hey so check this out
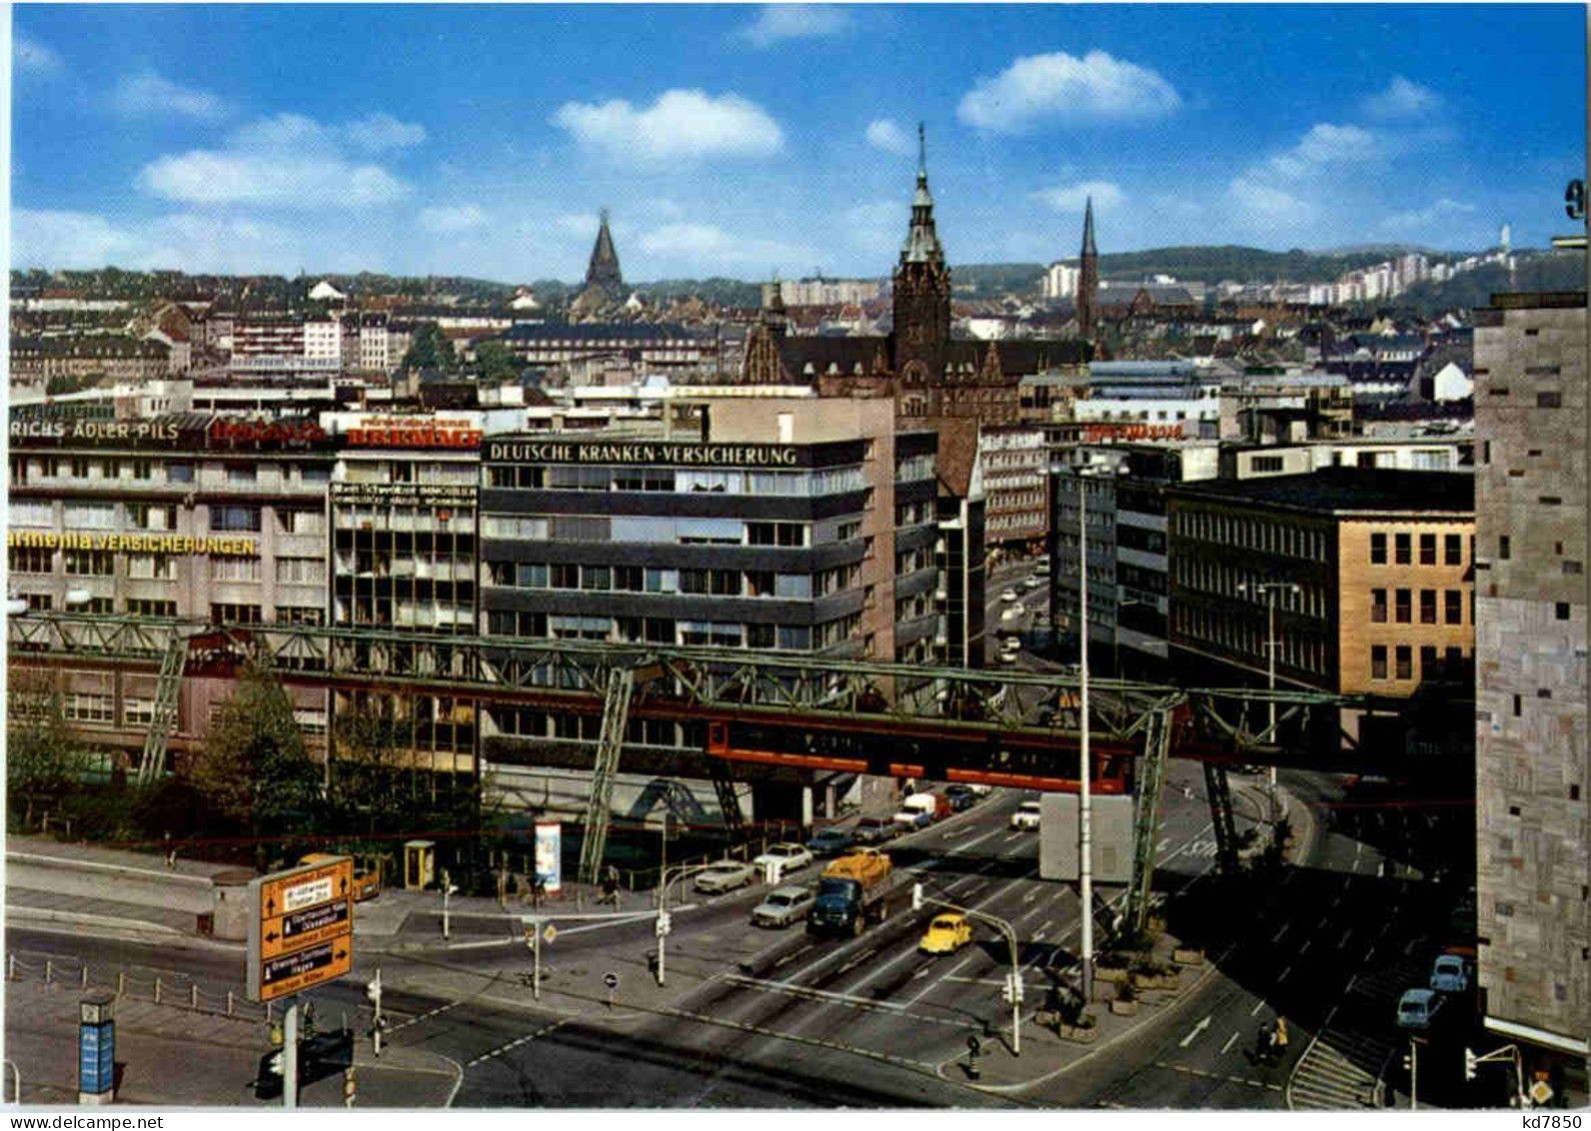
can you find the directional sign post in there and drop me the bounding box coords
[247,856,356,1004]
[603,970,618,1009]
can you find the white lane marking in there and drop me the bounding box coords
[1299,939,1312,955]
[1339,928,1354,948]
[1403,938,1416,956]
[1317,916,1329,930]
[1364,945,1376,963]
[1023,890,1039,904]
[1355,840,1363,859]
[1278,964,1292,983]
[1352,858,1362,873]
[1178,1015,1213,1048]
[1222,1031,1240,1055]
[1002,833,1024,844]
[1158,839,1171,852]
[1250,999,1267,1017]
[1345,974,1357,994]
[1272,922,1290,944]
[466,1018,571,1067]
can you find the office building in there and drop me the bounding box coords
[1472,289,1590,1074]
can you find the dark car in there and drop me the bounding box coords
[944,785,977,812]
[806,828,854,857]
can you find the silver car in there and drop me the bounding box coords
[694,860,756,894]
[750,885,815,928]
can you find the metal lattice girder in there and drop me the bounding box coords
[136,632,190,785]
[710,763,745,837]
[1125,707,1174,932]
[9,614,1471,773]
[577,667,636,886]
[1203,761,1241,876]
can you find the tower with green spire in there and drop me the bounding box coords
[891,123,952,387]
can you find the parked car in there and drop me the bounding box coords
[1429,954,1470,994]
[944,785,978,812]
[694,860,756,894]
[806,828,855,857]
[1396,988,1443,1030]
[750,885,815,928]
[1010,800,1042,831]
[752,842,814,877]
[1000,588,1019,603]
[919,913,974,955]
[1023,574,1043,590]
[852,817,901,844]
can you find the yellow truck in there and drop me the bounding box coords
[300,853,382,902]
[809,849,893,936]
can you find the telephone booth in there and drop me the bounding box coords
[404,840,436,891]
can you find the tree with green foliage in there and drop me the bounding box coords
[6,669,94,830]
[401,322,456,372]
[472,340,521,383]
[182,658,323,865]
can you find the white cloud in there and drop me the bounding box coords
[1030,180,1124,212]
[739,5,852,47]
[1267,123,1380,178]
[113,71,228,122]
[1228,177,1311,221]
[865,119,914,157]
[1362,76,1443,121]
[136,112,411,208]
[138,151,407,207]
[1379,197,1476,232]
[419,204,488,233]
[636,222,810,269]
[343,113,427,153]
[551,89,784,163]
[957,50,1180,133]
[14,33,63,76]
[10,207,296,272]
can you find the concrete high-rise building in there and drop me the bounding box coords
[1473,288,1590,1082]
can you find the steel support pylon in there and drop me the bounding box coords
[136,632,188,785]
[1203,761,1241,876]
[577,667,636,886]
[1125,707,1173,932]
[710,764,745,837]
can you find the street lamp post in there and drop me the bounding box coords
[655,863,718,987]
[1237,580,1301,811]
[913,886,1023,1055]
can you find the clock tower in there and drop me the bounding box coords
[891,124,952,389]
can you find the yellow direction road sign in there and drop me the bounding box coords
[543,923,557,944]
[247,856,355,1002]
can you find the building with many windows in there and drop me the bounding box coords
[6,412,337,763]
[474,397,940,821]
[1166,468,1474,713]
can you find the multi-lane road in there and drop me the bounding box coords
[5,760,1472,1109]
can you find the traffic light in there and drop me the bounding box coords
[1464,1048,1478,1082]
[1403,1049,1413,1073]
[912,883,924,911]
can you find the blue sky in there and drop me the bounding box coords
[10,4,1586,282]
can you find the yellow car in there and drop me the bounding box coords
[919,913,974,955]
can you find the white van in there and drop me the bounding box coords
[893,793,939,828]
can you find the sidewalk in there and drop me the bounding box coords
[3,975,458,1108]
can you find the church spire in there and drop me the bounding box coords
[584,207,623,298]
[901,121,944,266]
[1077,195,1099,341]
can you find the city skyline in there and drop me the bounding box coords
[10,4,1587,281]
